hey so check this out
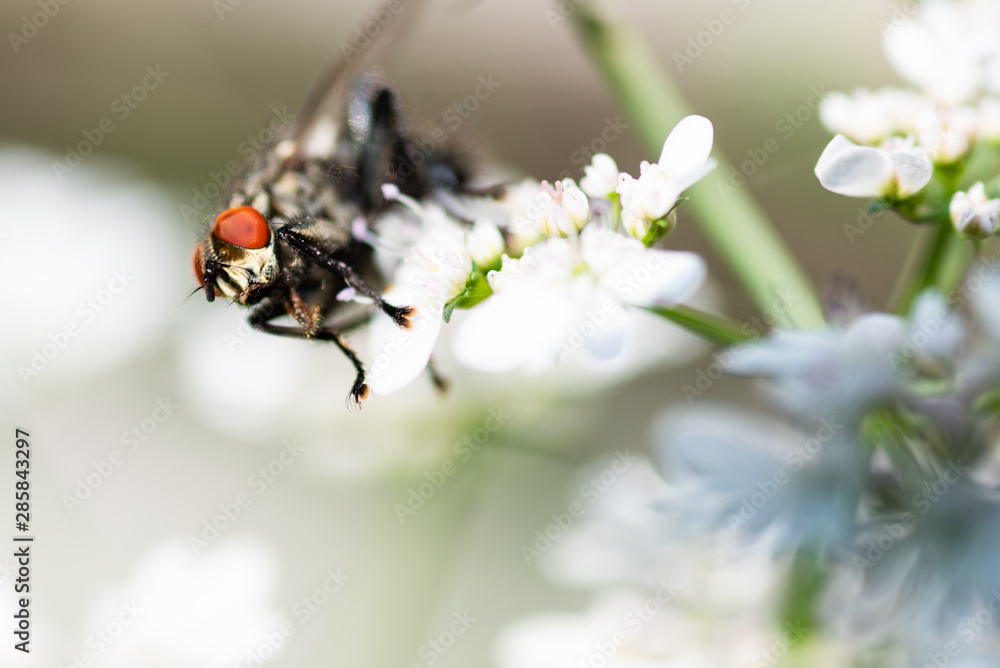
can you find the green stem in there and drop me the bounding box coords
[778,546,828,648]
[900,221,970,312]
[570,6,825,330]
[647,304,750,346]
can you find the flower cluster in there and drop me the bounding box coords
[658,264,1000,655]
[364,116,716,395]
[815,0,1000,238]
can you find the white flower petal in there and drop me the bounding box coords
[366,285,443,395]
[452,284,578,373]
[580,153,620,199]
[658,115,714,178]
[883,3,981,104]
[815,135,894,197]
[888,148,934,197]
[603,250,706,308]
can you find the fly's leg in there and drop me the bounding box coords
[275,226,415,330]
[249,301,373,407]
[426,357,449,396]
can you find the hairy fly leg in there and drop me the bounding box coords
[276,224,415,329]
[249,300,374,406]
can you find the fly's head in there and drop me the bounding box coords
[193,206,281,305]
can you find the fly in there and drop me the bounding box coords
[192,0,472,407]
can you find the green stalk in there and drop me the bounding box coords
[647,304,750,346]
[900,221,970,312]
[570,6,825,330]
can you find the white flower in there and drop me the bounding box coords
[657,406,865,550]
[616,115,716,235]
[815,134,933,199]
[951,182,1000,238]
[465,218,505,268]
[976,97,1000,141]
[86,539,284,667]
[918,105,978,164]
[882,0,991,105]
[579,153,620,199]
[366,225,472,395]
[835,481,1000,641]
[452,225,705,373]
[819,88,932,146]
[621,209,656,240]
[503,178,590,240]
[727,313,906,421]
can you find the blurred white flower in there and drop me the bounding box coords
[918,105,978,163]
[466,218,505,268]
[951,182,1000,238]
[580,153,621,200]
[834,481,1000,643]
[452,225,705,373]
[0,148,188,401]
[904,290,968,364]
[494,585,810,668]
[657,406,864,550]
[815,134,933,199]
[882,0,996,105]
[616,115,716,237]
[87,538,285,668]
[819,88,932,146]
[366,212,472,395]
[726,313,906,421]
[539,457,782,613]
[503,178,590,240]
[977,97,1000,141]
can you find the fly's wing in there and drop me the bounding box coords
[277,0,432,164]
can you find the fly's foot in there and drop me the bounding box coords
[389,305,416,330]
[349,381,371,408]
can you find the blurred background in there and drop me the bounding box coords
[0,0,920,666]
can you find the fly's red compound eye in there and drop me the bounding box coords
[213,206,271,249]
[193,243,206,286]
